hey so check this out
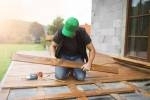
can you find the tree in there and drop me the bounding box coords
[29,22,45,43]
[47,17,64,35]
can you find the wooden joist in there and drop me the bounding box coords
[15,85,135,100]
[12,54,119,74]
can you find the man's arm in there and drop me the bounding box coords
[81,42,96,71]
[50,41,58,58]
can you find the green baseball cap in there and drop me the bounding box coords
[62,17,79,38]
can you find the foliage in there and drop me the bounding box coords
[0,20,46,43]
[47,17,64,35]
[40,36,46,48]
[29,22,45,43]
[0,19,31,43]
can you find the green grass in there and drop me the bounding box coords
[0,44,45,80]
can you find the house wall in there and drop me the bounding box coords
[91,0,128,56]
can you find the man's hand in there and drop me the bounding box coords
[51,55,56,59]
[50,41,59,61]
[81,42,95,71]
[81,63,92,71]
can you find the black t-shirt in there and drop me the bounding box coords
[53,28,91,56]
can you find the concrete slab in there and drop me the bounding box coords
[43,86,70,94]
[8,88,37,100]
[88,95,115,100]
[77,84,99,91]
[120,93,150,100]
[130,80,150,92]
[96,82,128,89]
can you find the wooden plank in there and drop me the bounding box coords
[2,52,150,99]
[112,56,150,69]
[77,97,88,100]
[3,57,150,89]
[0,89,10,100]
[12,54,119,74]
[118,62,150,74]
[3,71,150,89]
[68,84,86,97]
[123,81,150,96]
[0,62,14,91]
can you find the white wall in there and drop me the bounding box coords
[91,0,127,56]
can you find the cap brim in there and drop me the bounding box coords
[62,27,75,38]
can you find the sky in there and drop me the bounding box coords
[0,0,92,25]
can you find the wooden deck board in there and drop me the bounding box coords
[112,55,150,68]
[1,51,150,99]
[0,89,9,100]
[2,60,150,89]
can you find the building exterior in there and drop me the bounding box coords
[91,0,150,62]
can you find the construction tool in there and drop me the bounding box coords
[26,72,43,80]
[26,73,38,80]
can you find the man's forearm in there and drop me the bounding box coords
[87,43,96,65]
[88,48,95,64]
[50,42,57,58]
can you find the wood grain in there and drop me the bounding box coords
[112,56,150,69]
[12,54,119,74]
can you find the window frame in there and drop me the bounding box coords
[125,0,150,62]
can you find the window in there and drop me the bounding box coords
[126,0,150,61]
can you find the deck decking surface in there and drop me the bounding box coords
[0,51,150,100]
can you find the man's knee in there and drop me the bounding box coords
[74,74,85,81]
[55,67,68,80]
[73,68,86,81]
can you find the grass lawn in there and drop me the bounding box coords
[0,44,45,80]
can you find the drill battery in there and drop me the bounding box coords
[26,73,38,80]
